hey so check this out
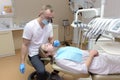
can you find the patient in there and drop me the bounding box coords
[40,43,120,75]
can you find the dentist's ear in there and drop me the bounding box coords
[38,11,44,17]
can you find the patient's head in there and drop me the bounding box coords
[39,43,56,57]
[41,43,55,52]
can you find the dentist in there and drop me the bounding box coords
[19,5,56,80]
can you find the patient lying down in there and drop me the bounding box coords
[40,43,120,75]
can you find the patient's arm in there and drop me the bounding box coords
[85,50,98,69]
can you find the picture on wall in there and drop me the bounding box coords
[0,0,14,16]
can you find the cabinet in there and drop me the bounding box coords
[12,30,23,50]
[0,30,15,57]
[0,0,15,57]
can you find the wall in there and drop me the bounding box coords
[94,0,120,18]
[8,0,120,43]
[104,0,120,18]
[13,0,74,41]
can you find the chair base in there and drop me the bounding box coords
[28,71,37,80]
[28,70,63,80]
[91,74,120,80]
[48,71,63,80]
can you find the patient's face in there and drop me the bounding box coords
[41,43,55,52]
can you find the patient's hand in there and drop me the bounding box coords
[85,50,99,68]
[89,50,99,57]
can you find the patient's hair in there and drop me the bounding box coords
[39,46,48,58]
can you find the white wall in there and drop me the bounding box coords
[104,0,120,18]
[95,0,120,18]
[13,0,73,25]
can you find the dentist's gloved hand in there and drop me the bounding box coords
[53,40,60,47]
[19,63,25,74]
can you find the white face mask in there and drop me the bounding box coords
[42,19,49,25]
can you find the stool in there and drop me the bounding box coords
[26,57,50,80]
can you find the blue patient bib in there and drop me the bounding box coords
[55,46,83,62]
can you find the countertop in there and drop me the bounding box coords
[0,27,23,31]
[0,24,58,31]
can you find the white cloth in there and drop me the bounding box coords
[55,50,120,75]
[23,19,53,57]
[55,46,83,62]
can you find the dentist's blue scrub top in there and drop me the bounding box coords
[55,46,83,62]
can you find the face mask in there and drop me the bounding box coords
[42,19,49,25]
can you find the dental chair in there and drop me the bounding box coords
[27,43,120,80]
[27,55,90,80]
[89,39,120,80]
[51,61,90,80]
[91,74,120,80]
[27,49,90,80]
[90,51,120,80]
[51,53,120,80]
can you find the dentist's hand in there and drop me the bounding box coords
[19,63,25,74]
[53,40,60,47]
